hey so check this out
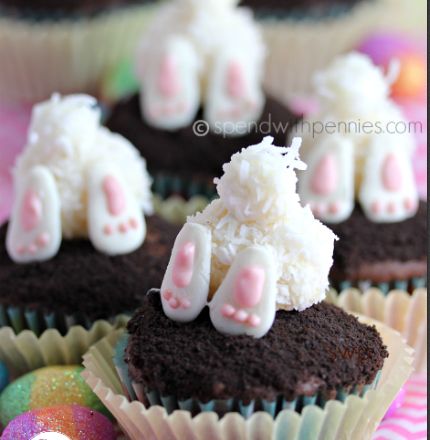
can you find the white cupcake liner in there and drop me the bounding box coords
[82,316,414,440]
[0,317,128,380]
[326,288,427,373]
[259,0,413,104]
[0,4,158,103]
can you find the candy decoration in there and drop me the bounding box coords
[0,365,107,426]
[7,94,153,263]
[1,405,116,440]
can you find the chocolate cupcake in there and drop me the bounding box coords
[105,0,300,200]
[328,202,427,292]
[0,94,179,335]
[112,136,387,420]
[107,95,299,199]
[296,53,427,292]
[124,291,387,415]
[0,0,159,102]
[239,0,400,104]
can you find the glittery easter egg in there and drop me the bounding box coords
[0,365,107,427]
[0,361,9,393]
[1,405,116,440]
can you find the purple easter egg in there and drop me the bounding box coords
[1,404,116,440]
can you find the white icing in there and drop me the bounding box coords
[14,94,153,239]
[87,162,147,256]
[189,137,336,311]
[160,223,212,322]
[209,245,278,338]
[136,0,265,135]
[297,52,418,223]
[6,166,62,263]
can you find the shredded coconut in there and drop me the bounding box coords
[189,137,336,311]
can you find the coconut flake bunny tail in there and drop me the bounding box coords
[215,136,306,223]
[7,94,153,263]
[159,137,336,338]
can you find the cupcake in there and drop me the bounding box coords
[82,137,414,440]
[0,93,179,335]
[239,0,410,105]
[296,53,427,292]
[106,0,300,200]
[120,136,388,414]
[0,0,159,103]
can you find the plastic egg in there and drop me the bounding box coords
[357,33,426,99]
[390,54,426,99]
[1,405,116,440]
[0,361,9,393]
[0,365,107,426]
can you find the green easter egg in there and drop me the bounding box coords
[0,365,107,426]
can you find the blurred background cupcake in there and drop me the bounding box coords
[0,93,179,335]
[296,52,427,293]
[0,0,159,103]
[105,0,299,200]
[239,0,425,106]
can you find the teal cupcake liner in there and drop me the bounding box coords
[152,172,218,201]
[332,276,427,295]
[113,335,381,419]
[0,303,129,337]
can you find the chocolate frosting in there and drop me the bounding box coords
[125,291,388,403]
[0,0,154,17]
[106,94,300,183]
[0,215,179,321]
[328,201,427,283]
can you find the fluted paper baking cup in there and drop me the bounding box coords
[0,4,158,103]
[151,172,217,201]
[112,334,381,418]
[0,301,129,337]
[326,288,427,373]
[331,277,427,294]
[259,0,411,104]
[82,316,414,440]
[0,318,129,380]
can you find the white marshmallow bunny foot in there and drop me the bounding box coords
[6,166,61,263]
[359,135,419,223]
[209,246,277,338]
[87,163,146,256]
[140,36,200,131]
[299,135,355,223]
[160,223,211,322]
[204,51,264,136]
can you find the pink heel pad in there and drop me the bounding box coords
[311,153,337,196]
[233,265,265,308]
[21,190,42,231]
[382,154,402,192]
[103,175,126,216]
[227,61,246,99]
[158,55,181,98]
[172,242,196,288]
